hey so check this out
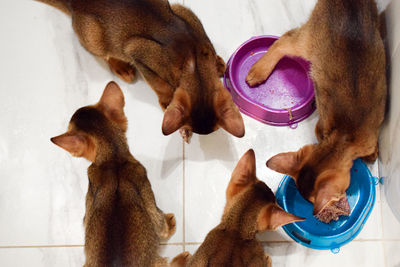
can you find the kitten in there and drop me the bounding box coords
[36,0,244,142]
[171,150,304,267]
[246,0,386,223]
[51,82,176,266]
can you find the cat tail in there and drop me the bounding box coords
[35,0,71,16]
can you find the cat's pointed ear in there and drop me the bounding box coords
[97,81,127,131]
[257,203,305,231]
[162,107,185,135]
[227,149,256,199]
[162,88,190,135]
[312,170,350,216]
[266,145,314,178]
[215,89,245,138]
[51,133,87,157]
[51,132,96,162]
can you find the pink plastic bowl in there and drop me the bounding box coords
[224,35,315,126]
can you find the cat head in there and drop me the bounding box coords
[51,82,128,162]
[162,46,244,142]
[266,144,352,223]
[225,149,304,232]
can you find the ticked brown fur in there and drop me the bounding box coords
[171,150,304,267]
[51,82,176,266]
[36,0,244,141]
[247,0,386,220]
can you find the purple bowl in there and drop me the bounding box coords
[224,35,315,126]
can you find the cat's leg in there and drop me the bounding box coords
[72,14,136,82]
[107,58,136,83]
[134,61,175,111]
[246,28,308,86]
[216,55,226,77]
[315,119,324,142]
[124,37,177,86]
[154,257,169,267]
[159,213,176,240]
[170,252,192,267]
[265,253,272,267]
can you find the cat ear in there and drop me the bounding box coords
[312,171,350,215]
[162,88,190,135]
[215,89,245,138]
[266,145,314,178]
[257,203,305,231]
[226,149,256,199]
[97,81,127,130]
[162,106,185,135]
[51,133,88,158]
[51,132,96,162]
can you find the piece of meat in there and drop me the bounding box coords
[315,196,351,223]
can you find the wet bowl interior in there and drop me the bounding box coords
[276,159,377,252]
[224,35,315,126]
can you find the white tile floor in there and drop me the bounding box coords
[0,0,399,266]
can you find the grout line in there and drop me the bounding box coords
[182,138,186,252]
[2,239,397,250]
[377,160,388,267]
[160,242,185,246]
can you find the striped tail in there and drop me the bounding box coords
[35,0,70,15]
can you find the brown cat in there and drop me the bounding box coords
[170,149,304,267]
[36,0,244,142]
[51,81,176,266]
[246,0,386,223]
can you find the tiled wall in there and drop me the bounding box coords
[0,0,398,266]
[379,0,400,265]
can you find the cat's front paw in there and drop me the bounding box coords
[246,62,268,87]
[170,252,192,267]
[107,58,136,83]
[162,213,176,239]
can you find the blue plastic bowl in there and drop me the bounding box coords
[276,159,379,253]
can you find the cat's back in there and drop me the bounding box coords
[306,0,385,129]
[85,160,160,266]
[189,228,267,267]
[69,0,174,29]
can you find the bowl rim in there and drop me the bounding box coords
[226,35,315,115]
[276,159,377,250]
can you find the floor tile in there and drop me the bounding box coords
[0,0,183,246]
[0,247,84,267]
[381,188,400,240]
[354,199,383,240]
[184,0,317,60]
[384,241,400,267]
[264,241,385,267]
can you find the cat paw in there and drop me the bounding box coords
[170,252,192,267]
[160,213,176,239]
[107,58,136,83]
[216,55,226,77]
[246,63,268,87]
[265,253,272,267]
[361,151,378,163]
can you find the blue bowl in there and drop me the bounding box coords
[276,159,379,253]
